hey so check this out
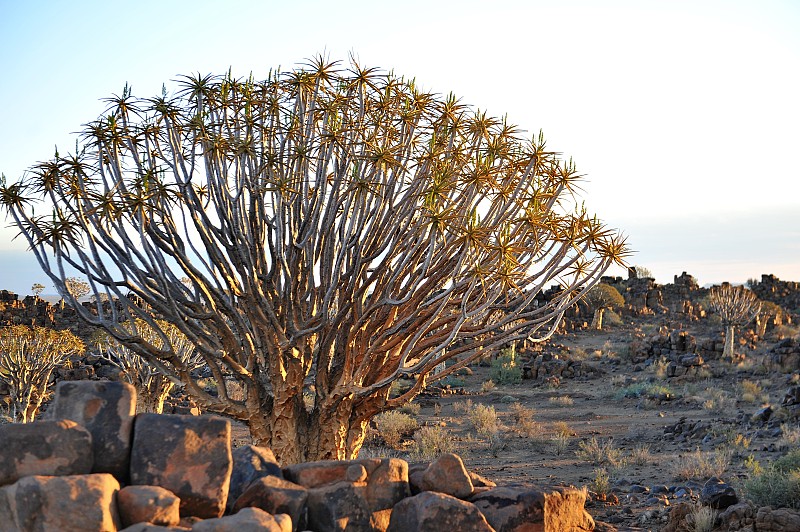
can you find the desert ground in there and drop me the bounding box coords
[348,314,799,531]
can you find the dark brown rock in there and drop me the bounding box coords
[0,419,93,486]
[49,380,136,481]
[306,480,373,531]
[387,491,495,531]
[421,453,474,499]
[117,485,181,527]
[191,507,291,532]
[233,475,308,530]
[227,445,283,513]
[130,414,232,519]
[0,473,121,531]
[469,485,594,531]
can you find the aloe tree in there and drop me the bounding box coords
[708,284,761,358]
[0,325,84,422]
[0,57,627,462]
[97,319,204,413]
[583,283,625,330]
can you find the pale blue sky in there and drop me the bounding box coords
[1,0,798,294]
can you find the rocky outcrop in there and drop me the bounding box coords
[0,380,596,531]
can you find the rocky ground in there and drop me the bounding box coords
[350,317,800,531]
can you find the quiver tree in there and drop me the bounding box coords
[97,319,204,413]
[0,325,84,422]
[583,283,625,330]
[0,57,627,462]
[708,284,761,358]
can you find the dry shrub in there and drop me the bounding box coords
[480,380,497,393]
[374,411,418,449]
[399,401,421,416]
[453,399,473,414]
[469,404,500,437]
[688,505,717,532]
[576,437,624,467]
[628,444,652,466]
[549,395,574,406]
[508,403,539,438]
[673,448,731,481]
[410,425,455,461]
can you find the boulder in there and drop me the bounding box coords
[117,485,181,527]
[130,414,232,518]
[755,506,800,531]
[700,478,737,510]
[233,475,308,530]
[0,473,121,531]
[387,491,495,531]
[118,525,187,532]
[421,453,474,499]
[306,480,374,531]
[227,445,283,513]
[0,419,93,486]
[470,485,595,531]
[283,458,381,489]
[49,380,136,481]
[364,458,411,530]
[191,508,291,532]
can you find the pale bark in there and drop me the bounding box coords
[591,308,606,330]
[722,324,736,358]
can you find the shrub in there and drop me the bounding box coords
[590,468,611,498]
[743,468,800,509]
[615,383,674,401]
[628,444,652,466]
[688,505,717,532]
[739,380,767,404]
[469,404,500,437]
[453,399,473,414]
[410,425,455,461]
[576,437,624,467]
[552,432,570,455]
[489,346,522,385]
[508,403,539,438]
[374,411,418,448]
[673,448,731,481]
[480,380,497,393]
[549,395,574,406]
[399,402,421,416]
[773,448,800,473]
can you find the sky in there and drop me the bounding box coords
[0,0,798,295]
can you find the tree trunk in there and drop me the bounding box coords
[245,387,373,465]
[722,324,736,358]
[591,308,606,330]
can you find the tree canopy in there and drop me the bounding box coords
[0,57,627,461]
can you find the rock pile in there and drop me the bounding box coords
[0,380,595,531]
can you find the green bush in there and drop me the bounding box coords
[489,346,522,385]
[743,468,800,509]
[774,448,800,472]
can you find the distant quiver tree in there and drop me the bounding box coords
[708,283,761,358]
[0,57,628,462]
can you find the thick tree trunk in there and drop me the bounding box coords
[722,324,736,358]
[591,308,606,330]
[244,385,373,465]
